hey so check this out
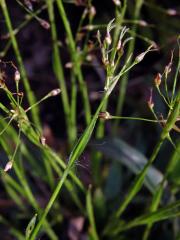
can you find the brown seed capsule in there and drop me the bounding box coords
[154,73,162,87]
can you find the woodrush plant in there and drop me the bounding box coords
[103,40,180,237]
[0,0,179,239]
[28,20,155,240]
[0,16,154,240]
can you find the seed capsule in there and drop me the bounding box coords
[154,73,162,87]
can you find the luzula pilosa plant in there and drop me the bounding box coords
[27,21,156,239]
[1,17,170,240]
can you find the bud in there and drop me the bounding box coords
[17,92,24,97]
[164,65,171,78]
[24,0,33,11]
[166,9,177,16]
[139,20,148,27]
[86,54,93,62]
[117,39,122,51]
[14,70,20,82]
[148,100,154,109]
[98,111,111,120]
[39,19,50,29]
[85,25,94,31]
[154,73,162,87]
[111,61,115,68]
[112,0,121,6]
[105,32,112,45]
[135,52,146,63]
[4,161,13,172]
[40,136,46,146]
[49,88,61,97]
[65,62,73,68]
[135,45,154,63]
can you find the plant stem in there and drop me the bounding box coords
[46,0,76,144]
[28,53,145,238]
[142,138,180,240]
[29,92,108,239]
[113,0,144,132]
[86,187,99,240]
[115,89,180,218]
[0,0,40,127]
[56,0,91,125]
[93,3,127,185]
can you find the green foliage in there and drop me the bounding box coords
[0,0,179,239]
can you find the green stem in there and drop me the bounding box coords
[110,116,162,122]
[142,138,180,240]
[46,0,75,144]
[113,0,144,133]
[29,93,108,240]
[115,89,180,218]
[0,0,40,127]
[93,2,127,185]
[86,187,99,240]
[56,0,91,125]
[0,136,58,240]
